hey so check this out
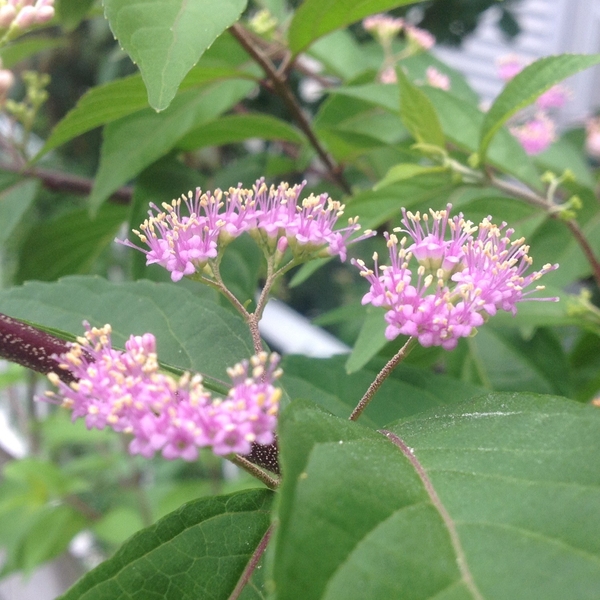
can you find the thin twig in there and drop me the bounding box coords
[0,160,133,203]
[349,337,417,421]
[229,23,352,195]
[487,174,600,287]
[229,453,280,489]
[228,523,275,600]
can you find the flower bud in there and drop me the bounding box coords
[14,5,36,29]
[0,5,16,28]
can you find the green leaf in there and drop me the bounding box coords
[345,306,388,373]
[479,54,600,162]
[0,37,67,68]
[396,67,445,147]
[0,175,39,245]
[57,0,96,30]
[59,489,273,600]
[177,113,304,151]
[273,395,600,599]
[0,276,254,381]
[36,62,256,159]
[15,202,128,283]
[89,79,255,212]
[375,163,448,190]
[423,87,543,190]
[103,0,247,111]
[461,326,572,396]
[288,0,418,54]
[281,355,484,427]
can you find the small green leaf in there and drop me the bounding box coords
[103,0,248,111]
[375,163,448,190]
[288,0,419,54]
[345,306,388,373]
[396,67,445,147]
[0,276,254,380]
[89,79,255,212]
[177,113,304,151]
[58,489,273,600]
[479,54,600,162]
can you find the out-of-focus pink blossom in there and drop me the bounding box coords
[497,54,525,81]
[380,66,397,84]
[536,84,570,110]
[510,113,556,155]
[585,116,600,158]
[426,66,450,90]
[363,13,404,42]
[405,25,435,50]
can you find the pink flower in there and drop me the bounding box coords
[425,66,450,90]
[497,54,525,81]
[119,179,370,280]
[536,84,570,110]
[353,206,558,350]
[405,25,435,51]
[379,66,397,84]
[586,116,600,158]
[46,324,282,460]
[510,113,556,155]
[363,14,404,42]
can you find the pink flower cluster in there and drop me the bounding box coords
[496,54,570,155]
[510,113,556,156]
[353,205,558,349]
[0,0,54,30]
[47,324,282,460]
[120,179,366,282]
[363,14,404,42]
[426,66,450,90]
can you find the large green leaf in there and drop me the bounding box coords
[59,489,273,600]
[103,0,247,111]
[272,395,600,599]
[0,174,39,245]
[281,355,484,428]
[288,0,418,53]
[35,36,259,160]
[479,54,600,162]
[177,113,304,151]
[0,276,254,383]
[89,79,255,212]
[396,67,445,147]
[15,203,128,283]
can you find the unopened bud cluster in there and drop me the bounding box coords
[0,0,54,36]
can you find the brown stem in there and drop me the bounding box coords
[565,219,600,286]
[349,337,417,421]
[0,313,75,383]
[0,161,133,203]
[229,23,352,195]
[228,523,275,600]
[229,453,280,489]
[488,174,600,288]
